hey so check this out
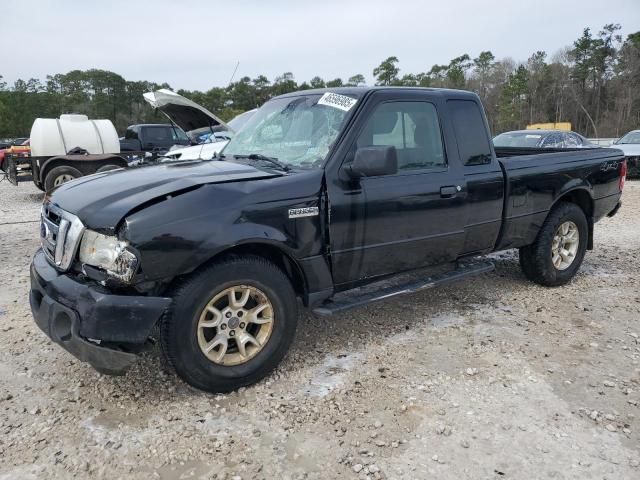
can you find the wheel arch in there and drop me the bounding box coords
[186,241,309,304]
[549,187,594,249]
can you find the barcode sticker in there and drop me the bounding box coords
[317,92,357,112]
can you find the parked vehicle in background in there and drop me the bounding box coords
[610,130,640,177]
[0,137,29,149]
[142,88,230,143]
[119,124,190,153]
[0,114,146,192]
[0,138,30,170]
[30,87,625,393]
[493,130,598,149]
[588,138,617,147]
[163,109,257,161]
[120,89,234,158]
[187,128,233,145]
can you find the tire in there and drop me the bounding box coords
[44,165,82,193]
[160,255,298,393]
[96,164,122,173]
[519,202,588,287]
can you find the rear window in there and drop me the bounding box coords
[448,100,492,166]
[146,126,172,142]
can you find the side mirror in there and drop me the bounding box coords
[348,146,398,178]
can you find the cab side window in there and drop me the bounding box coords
[356,101,446,170]
[448,100,492,165]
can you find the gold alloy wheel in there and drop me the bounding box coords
[197,285,274,366]
[551,221,580,270]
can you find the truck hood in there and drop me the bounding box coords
[143,89,231,136]
[610,143,640,156]
[51,160,281,231]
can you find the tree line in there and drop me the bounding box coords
[0,23,638,139]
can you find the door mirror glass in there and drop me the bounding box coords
[349,146,398,178]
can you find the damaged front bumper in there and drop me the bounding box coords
[29,249,171,375]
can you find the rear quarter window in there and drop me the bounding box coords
[448,100,492,166]
[124,128,138,140]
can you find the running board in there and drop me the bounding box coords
[312,261,495,316]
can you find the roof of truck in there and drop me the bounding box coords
[275,86,480,101]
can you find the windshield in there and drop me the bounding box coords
[617,131,640,144]
[493,132,544,147]
[222,93,357,168]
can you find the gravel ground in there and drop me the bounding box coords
[0,179,639,480]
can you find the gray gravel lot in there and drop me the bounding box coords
[0,179,639,480]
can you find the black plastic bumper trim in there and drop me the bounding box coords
[29,249,171,375]
[607,201,622,218]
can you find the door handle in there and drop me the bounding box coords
[440,185,461,198]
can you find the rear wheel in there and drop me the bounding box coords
[160,256,298,393]
[44,165,82,193]
[519,202,588,286]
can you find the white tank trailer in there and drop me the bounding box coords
[30,114,120,157]
[13,115,136,192]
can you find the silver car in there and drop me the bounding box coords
[493,130,598,149]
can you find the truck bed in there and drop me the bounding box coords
[494,147,624,250]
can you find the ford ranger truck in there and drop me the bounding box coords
[29,87,626,392]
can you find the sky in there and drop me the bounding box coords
[1,0,639,91]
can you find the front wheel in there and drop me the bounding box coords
[160,256,298,393]
[519,202,589,287]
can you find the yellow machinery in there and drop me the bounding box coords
[526,122,571,131]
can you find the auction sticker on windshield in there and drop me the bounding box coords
[317,92,357,112]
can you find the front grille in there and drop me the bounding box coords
[41,202,85,271]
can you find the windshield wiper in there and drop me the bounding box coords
[231,154,290,172]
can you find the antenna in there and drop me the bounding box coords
[228,61,240,86]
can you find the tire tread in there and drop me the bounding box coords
[159,255,297,392]
[518,202,588,287]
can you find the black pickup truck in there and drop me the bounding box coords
[29,87,626,393]
[119,124,190,153]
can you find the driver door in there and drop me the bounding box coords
[326,92,466,287]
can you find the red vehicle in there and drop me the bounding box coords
[0,138,30,170]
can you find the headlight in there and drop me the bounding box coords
[78,230,138,282]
